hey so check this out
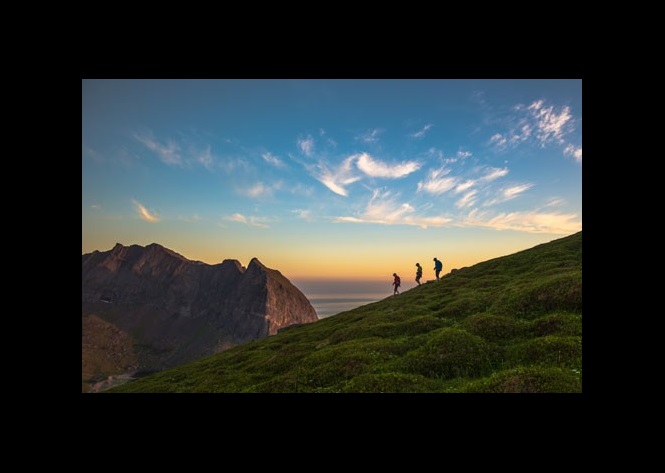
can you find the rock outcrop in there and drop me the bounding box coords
[82,243,317,391]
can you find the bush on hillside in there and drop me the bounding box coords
[462,366,581,393]
[531,313,582,337]
[494,273,582,318]
[341,372,437,393]
[398,328,492,379]
[463,313,528,342]
[507,335,582,369]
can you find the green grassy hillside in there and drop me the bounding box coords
[110,231,582,393]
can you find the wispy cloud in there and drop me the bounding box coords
[410,124,433,139]
[417,167,458,195]
[196,145,214,170]
[456,190,478,209]
[179,214,202,223]
[83,145,105,163]
[239,182,282,199]
[312,156,361,196]
[357,128,383,144]
[292,209,313,221]
[262,152,284,168]
[545,197,565,207]
[454,180,476,194]
[439,149,472,165]
[426,147,444,161]
[220,157,251,174]
[564,144,582,163]
[132,199,160,223]
[134,133,182,166]
[462,208,581,235]
[90,204,101,210]
[298,136,315,157]
[485,183,534,206]
[224,213,269,229]
[356,153,421,179]
[479,166,509,183]
[528,100,573,145]
[489,99,575,152]
[335,189,452,229]
[489,133,508,149]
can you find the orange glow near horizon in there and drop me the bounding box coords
[82,225,568,282]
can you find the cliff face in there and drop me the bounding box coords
[81,243,317,391]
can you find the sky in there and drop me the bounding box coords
[82,79,582,286]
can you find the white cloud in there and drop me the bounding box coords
[262,152,284,168]
[528,100,573,145]
[410,124,433,139]
[485,183,534,206]
[90,204,101,210]
[489,133,507,148]
[228,213,247,224]
[239,182,280,199]
[417,167,458,195]
[356,152,421,179]
[298,136,315,156]
[462,208,581,235]
[479,167,509,183]
[489,99,576,152]
[224,213,269,229]
[335,189,452,229]
[132,199,160,223]
[504,184,533,199]
[441,150,472,165]
[454,180,476,194]
[312,156,361,196]
[358,128,383,143]
[134,133,182,166]
[456,190,478,209]
[564,144,582,163]
[545,197,565,207]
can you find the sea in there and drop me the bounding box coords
[307,293,387,318]
[293,279,411,319]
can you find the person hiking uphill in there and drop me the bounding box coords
[415,263,423,286]
[392,273,401,295]
[433,257,443,281]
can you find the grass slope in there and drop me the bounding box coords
[110,231,582,393]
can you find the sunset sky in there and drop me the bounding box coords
[82,79,582,285]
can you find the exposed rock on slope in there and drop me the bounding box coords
[81,243,317,391]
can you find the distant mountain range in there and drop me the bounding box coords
[82,243,317,392]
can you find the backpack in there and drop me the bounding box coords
[436,260,443,271]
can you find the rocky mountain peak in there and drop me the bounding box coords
[82,243,318,391]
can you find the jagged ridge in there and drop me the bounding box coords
[82,243,317,392]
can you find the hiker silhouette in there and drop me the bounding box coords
[433,257,443,281]
[392,273,401,295]
[415,263,422,286]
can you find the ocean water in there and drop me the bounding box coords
[308,293,388,319]
[293,279,414,319]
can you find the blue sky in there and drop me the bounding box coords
[82,79,581,282]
